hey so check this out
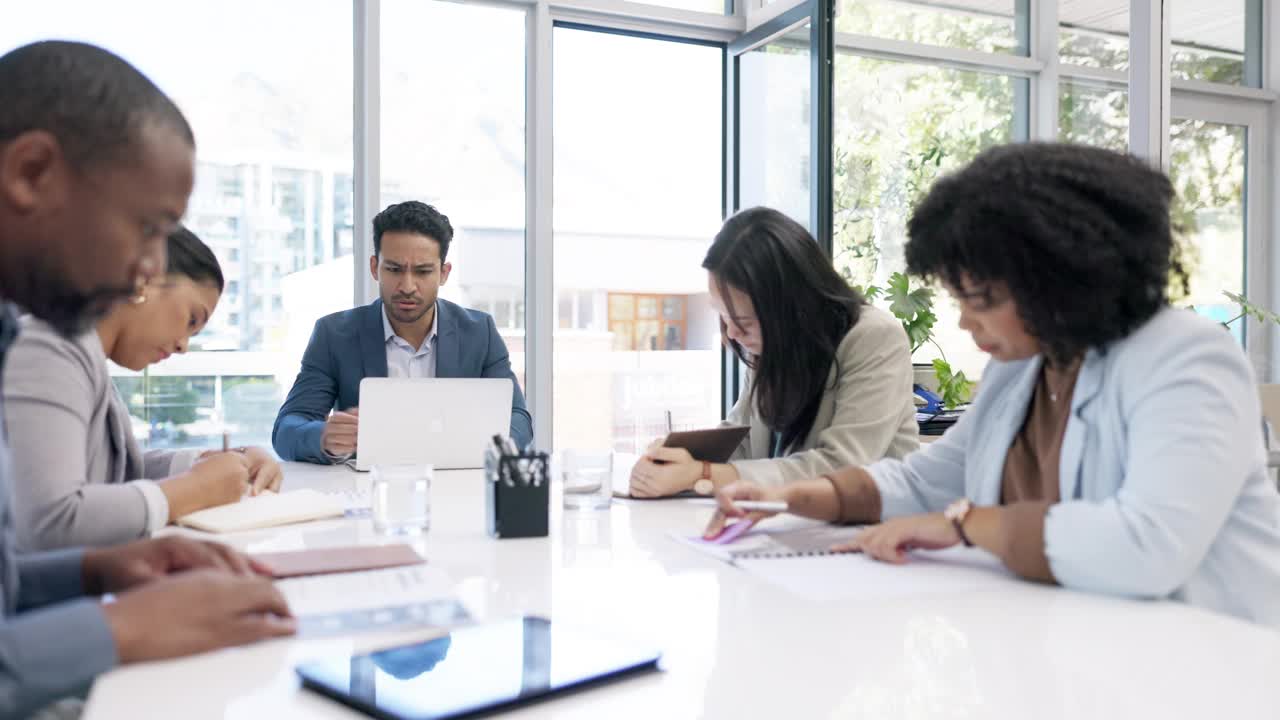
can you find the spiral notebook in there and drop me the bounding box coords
[675,520,1016,601]
[672,519,859,564]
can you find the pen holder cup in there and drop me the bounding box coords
[485,452,550,539]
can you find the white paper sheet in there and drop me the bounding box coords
[278,564,455,616]
[736,547,1017,602]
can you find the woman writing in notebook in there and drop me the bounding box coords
[629,206,919,498]
[2,226,282,551]
[705,143,1280,626]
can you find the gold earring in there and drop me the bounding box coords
[129,278,147,305]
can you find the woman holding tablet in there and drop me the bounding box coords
[629,207,919,498]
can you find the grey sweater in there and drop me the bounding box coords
[1,317,198,552]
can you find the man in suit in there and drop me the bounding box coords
[0,40,294,716]
[273,201,532,463]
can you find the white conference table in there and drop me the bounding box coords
[83,462,1280,720]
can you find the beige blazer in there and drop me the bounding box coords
[1,318,199,551]
[725,304,919,486]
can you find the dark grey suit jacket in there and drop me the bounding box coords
[0,305,119,717]
[272,298,532,462]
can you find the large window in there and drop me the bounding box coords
[833,55,1022,378]
[1171,1,1252,86]
[1170,117,1248,338]
[738,28,812,228]
[1056,2,1259,353]
[553,28,723,452]
[1060,1,1254,85]
[1059,1,1130,69]
[837,0,1025,55]
[7,0,1273,446]
[1059,81,1128,152]
[635,0,727,12]
[381,0,527,387]
[2,0,354,450]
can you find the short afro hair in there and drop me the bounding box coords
[905,142,1185,364]
[0,40,194,169]
[372,201,454,260]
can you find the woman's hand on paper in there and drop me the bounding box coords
[702,481,785,539]
[833,512,959,563]
[240,446,283,495]
[161,452,250,520]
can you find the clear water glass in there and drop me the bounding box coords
[561,450,613,511]
[371,463,432,535]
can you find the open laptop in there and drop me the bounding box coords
[350,378,513,471]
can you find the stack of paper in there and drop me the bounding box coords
[279,565,472,638]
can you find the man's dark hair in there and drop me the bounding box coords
[704,206,865,452]
[905,142,1186,365]
[373,201,454,260]
[0,40,194,169]
[166,226,224,292]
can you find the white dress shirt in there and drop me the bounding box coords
[383,304,438,379]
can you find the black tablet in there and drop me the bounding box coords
[662,425,750,463]
[296,617,661,720]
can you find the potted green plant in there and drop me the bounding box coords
[1220,291,1280,329]
[856,271,974,409]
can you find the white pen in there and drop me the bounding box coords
[688,498,788,513]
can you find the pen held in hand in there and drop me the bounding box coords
[688,498,788,513]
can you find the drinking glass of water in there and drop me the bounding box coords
[561,450,612,511]
[371,463,432,535]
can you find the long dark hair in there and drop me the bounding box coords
[704,207,865,450]
[906,142,1184,365]
[166,225,224,291]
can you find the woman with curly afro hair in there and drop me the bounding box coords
[706,142,1280,626]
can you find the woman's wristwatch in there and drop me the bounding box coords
[693,461,714,495]
[944,497,975,547]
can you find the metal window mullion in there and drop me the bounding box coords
[1245,0,1263,88]
[548,0,743,42]
[1129,0,1171,169]
[1059,64,1127,86]
[833,32,1043,76]
[1245,108,1270,378]
[353,0,380,306]
[1029,0,1058,141]
[812,0,833,256]
[1171,78,1278,102]
[730,1,811,55]
[721,44,737,419]
[1269,0,1280,381]
[747,0,808,32]
[527,1,555,450]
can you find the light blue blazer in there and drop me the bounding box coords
[867,308,1280,626]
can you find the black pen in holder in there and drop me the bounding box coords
[484,450,550,539]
